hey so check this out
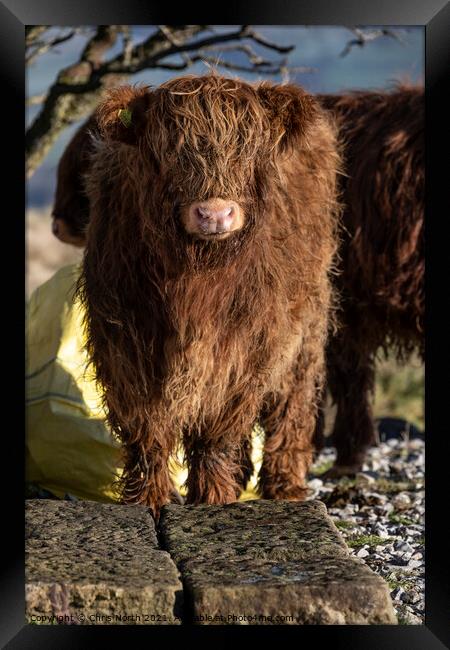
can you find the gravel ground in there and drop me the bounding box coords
[308,437,425,624]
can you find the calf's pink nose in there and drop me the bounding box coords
[190,199,240,234]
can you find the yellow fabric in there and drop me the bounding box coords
[26,264,263,502]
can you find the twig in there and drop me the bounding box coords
[340,27,406,57]
[120,26,133,67]
[26,93,47,106]
[25,25,50,46]
[26,29,78,65]
[242,26,295,54]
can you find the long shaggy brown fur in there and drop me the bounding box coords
[76,75,340,513]
[314,86,424,473]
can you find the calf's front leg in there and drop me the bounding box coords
[116,412,178,517]
[183,415,255,505]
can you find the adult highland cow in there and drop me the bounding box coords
[77,75,340,513]
[314,86,424,476]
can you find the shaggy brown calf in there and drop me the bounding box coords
[77,75,340,513]
[53,83,424,485]
[314,86,424,475]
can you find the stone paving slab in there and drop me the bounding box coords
[160,500,348,564]
[25,500,182,625]
[159,499,397,625]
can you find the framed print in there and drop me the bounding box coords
[2,0,448,646]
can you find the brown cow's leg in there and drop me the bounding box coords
[183,420,255,505]
[119,438,176,518]
[324,342,376,478]
[183,439,241,505]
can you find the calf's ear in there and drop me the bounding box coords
[94,85,152,145]
[257,83,318,153]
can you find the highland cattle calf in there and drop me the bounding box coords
[53,83,424,487]
[51,115,97,247]
[314,86,424,476]
[77,75,340,514]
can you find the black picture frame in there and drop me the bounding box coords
[5,0,449,647]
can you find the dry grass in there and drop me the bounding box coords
[26,207,83,297]
[374,353,424,430]
[320,354,424,437]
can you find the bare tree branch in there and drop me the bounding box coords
[26,29,78,65]
[198,43,267,66]
[25,25,299,176]
[157,25,194,66]
[98,27,261,75]
[94,27,297,77]
[25,26,50,46]
[26,25,120,176]
[340,27,405,57]
[120,26,133,67]
[150,55,269,74]
[79,25,118,67]
[158,25,184,47]
[240,26,295,54]
[192,56,314,76]
[27,93,47,106]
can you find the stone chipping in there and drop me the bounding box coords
[308,437,425,625]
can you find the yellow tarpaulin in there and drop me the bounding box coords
[26,264,262,502]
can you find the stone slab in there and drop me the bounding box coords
[159,499,397,625]
[160,499,348,564]
[25,500,182,625]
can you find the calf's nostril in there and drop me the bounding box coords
[196,206,234,222]
[197,207,211,221]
